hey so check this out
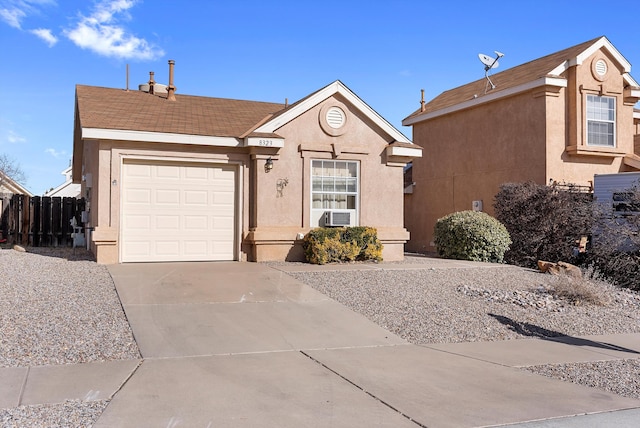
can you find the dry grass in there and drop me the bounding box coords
[546,266,612,306]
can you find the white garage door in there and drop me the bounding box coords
[121,160,236,262]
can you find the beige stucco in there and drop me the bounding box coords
[405,45,640,253]
[78,91,417,264]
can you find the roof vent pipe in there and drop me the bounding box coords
[148,71,155,95]
[167,60,176,101]
[420,89,425,112]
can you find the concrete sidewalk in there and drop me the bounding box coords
[1,261,638,427]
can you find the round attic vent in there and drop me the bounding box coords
[595,59,607,76]
[319,103,348,136]
[326,107,346,129]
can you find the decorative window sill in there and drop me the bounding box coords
[566,145,627,158]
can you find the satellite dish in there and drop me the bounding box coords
[478,53,499,70]
[478,50,504,93]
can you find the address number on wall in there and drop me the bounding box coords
[245,137,285,148]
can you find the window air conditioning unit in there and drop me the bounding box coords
[324,211,351,227]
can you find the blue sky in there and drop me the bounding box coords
[1,0,638,194]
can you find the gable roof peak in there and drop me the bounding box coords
[548,35,632,76]
[255,80,412,144]
[403,36,637,125]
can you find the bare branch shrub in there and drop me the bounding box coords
[494,182,593,268]
[587,183,640,290]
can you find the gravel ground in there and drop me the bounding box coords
[285,256,640,399]
[286,264,640,344]
[526,359,640,400]
[0,248,140,367]
[0,400,108,428]
[0,247,140,427]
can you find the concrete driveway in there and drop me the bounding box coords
[94,262,640,427]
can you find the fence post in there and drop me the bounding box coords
[21,195,29,245]
[31,196,41,247]
[52,197,62,246]
[42,196,52,246]
[0,193,9,241]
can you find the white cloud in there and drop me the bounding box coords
[0,0,55,29]
[45,148,66,158]
[65,0,164,60]
[7,130,26,144]
[30,27,57,46]
[0,6,25,28]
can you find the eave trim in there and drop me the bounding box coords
[81,128,241,147]
[403,77,567,126]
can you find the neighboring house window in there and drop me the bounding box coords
[586,95,616,147]
[311,160,359,226]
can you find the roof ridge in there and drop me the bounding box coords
[76,83,286,107]
[404,36,606,122]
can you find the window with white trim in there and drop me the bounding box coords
[311,160,359,226]
[586,95,616,147]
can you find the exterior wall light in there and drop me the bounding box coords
[265,157,274,173]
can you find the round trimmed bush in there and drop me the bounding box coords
[434,211,512,263]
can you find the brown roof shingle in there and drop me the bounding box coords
[405,37,603,121]
[76,85,286,138]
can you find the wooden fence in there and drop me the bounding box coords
[0,194,85,247]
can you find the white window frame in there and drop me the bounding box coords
[310,159,359,227]
[586,94,616,147]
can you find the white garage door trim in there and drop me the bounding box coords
[120,159,238,262]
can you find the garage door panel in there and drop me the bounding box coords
[156,189,181,205]
[185,190,208,205]
[124,215,151,230]
[156,165,180,179]
[121,161,236,262]
[156,215,180,230]
[184,241,208,255]
[185,166,209,180]
[212,192,234,205]
[127,164,152,177]
[212,216,235,228]
[124,241,151,257]
[126,189,152,204]
[184,215,208,230]
[156,241,180,256]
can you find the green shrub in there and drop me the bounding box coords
[303,226,383,264]
[434,211,511,263]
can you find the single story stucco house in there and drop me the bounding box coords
[72,65,421,264]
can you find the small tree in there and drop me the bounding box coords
[0,154,27,190]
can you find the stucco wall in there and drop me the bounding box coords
[405,91,548,253]
[249,94,408,261]
[553,50,635,185]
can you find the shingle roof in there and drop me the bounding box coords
[404,37,603,121]
[76,85,286,138]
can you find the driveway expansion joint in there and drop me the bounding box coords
[300,350,428,428]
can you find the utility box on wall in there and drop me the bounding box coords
[472,200,483,212]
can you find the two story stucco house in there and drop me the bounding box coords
[72,67,421,264]
[402,36,640,253]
